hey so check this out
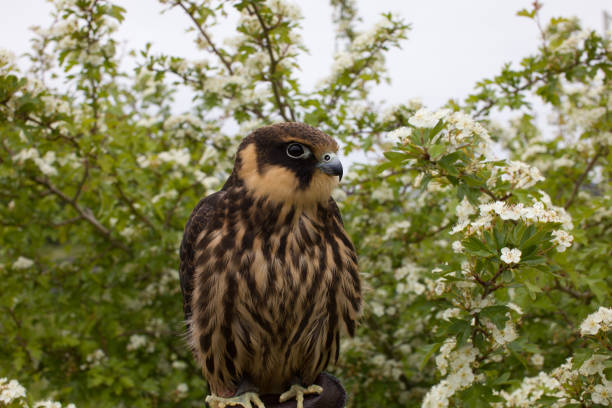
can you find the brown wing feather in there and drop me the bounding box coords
[327,198,361,339]
[179,191,224,326]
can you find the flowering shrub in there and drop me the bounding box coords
[0,1,610,407]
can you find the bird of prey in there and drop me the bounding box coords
[179,122,361,408]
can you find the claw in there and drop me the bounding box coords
[279,384,323,408]
[206,391,265,408]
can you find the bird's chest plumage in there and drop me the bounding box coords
[190,187,359,394]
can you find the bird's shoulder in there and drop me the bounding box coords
[179,190,225,320]
[181,190,225,251]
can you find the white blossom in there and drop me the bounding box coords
[456,197,475,222]
[34,151,58,176]
[13,147,40,163]
[12,256,34,269]
[127,334,148,351]
[0,49,16,75]
[579,354,608,377]
[485,318,518,347]
[34,401,62,408]
[499,160,545,189]
[530,353,544,367]
[409,108,450,128]
[385,127,412,145]
[85,349,107,366]
[500,247,521,264]
[498,370,568,407]
[592,380,612,406]
[507,303,523,315]
[0,378,26,404]
[551,230,573,252]
[580,307,612,336]
[556,30,591,53]
[176,383,189,394]
[172,360,188,370]
[158,149,190,167]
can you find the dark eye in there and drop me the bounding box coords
[286,143,310,159]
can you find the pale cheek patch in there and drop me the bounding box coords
[238,143,338,206]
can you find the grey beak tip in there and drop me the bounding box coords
[317,156,343,181]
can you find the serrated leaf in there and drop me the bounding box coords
[419,342,443,370]
[480,305,510,329]
[572,348,594,370]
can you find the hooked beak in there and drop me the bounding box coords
[316,153,343,181]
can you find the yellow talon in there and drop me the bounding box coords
[206,391,265,408]
[279,384,323,408]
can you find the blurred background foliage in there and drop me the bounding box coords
[0,0,610,407]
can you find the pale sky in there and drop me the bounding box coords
[1,1,610,118]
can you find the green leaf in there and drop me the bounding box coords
[480,305,510,329]
[516,8,536,19]
[536,395,560,406]
[428,144,446,160]
[572,348,594,370]
[463,236,495,257]
[383,151,408,163]
[419,342,443,370]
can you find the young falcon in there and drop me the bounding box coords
[179,122,361,408]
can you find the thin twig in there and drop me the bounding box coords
[249,3,295,121]
[565,145,607,209]
[176,1,234,75]
[114,180,159,234]
[31,176,131,253]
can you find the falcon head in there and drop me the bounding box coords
[231,122,342,206]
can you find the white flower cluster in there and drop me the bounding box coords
[13,148,59,176]
[266,0,301,20]
[423,339,480,408]
[484,317,518,347]
[41,95,70,116]
[592,380,612,406]
[555,29,591,53]
[383,220,411,240]
[451,195,574,253]
[323,14,398,83]
[176,382,189,396]
[84,349,107,367]
[451,240,463,253]
[32,5,117,68]
[552,70,611,152]
[370,353,404,381]
[202,74,247,95]
[0,48,16,75]
[409,108,449,129]
[352,15,395,51]
[500,247,521,264]
[152,189,178,204]
[127,334,153,352]
[0,377,76,408]
[12,256,34,269]
[0,377,26,404]
[135,68,162,99]
[163,114,204,139]
[394,261,426,296]
[34,401,76,408]
[403,108,493,162]
[579,354,610,377]
[157,149,191,167]
[385,126,412,145]
[495,160,545,189]
[550,230,573,252]
[580,306,612,336]
[495,371,568,407]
